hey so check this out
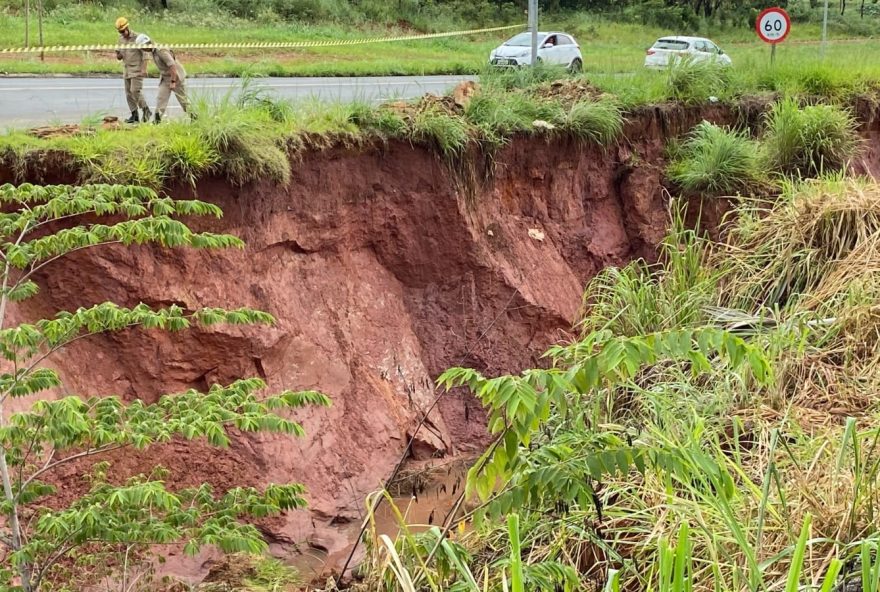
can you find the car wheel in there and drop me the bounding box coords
[568,58,583,74]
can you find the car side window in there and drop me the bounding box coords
[544,35,557,46]
[557,35,572,45]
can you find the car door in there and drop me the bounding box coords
[693,40,711,63]
[541,34,563,65]
[557,34,578,65]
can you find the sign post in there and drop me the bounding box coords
[756,7,791,65]
[528,0,538,67]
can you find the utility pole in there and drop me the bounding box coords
[529,0,538,67]
[820,0,829,58]
[23,0,29,48]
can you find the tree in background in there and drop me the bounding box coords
[0,183,330,592]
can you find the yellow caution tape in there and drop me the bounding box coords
[0,23,524,54]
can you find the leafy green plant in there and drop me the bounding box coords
[0,183,330,591]
[762,98,860,178]
[439,326,770,516]
[668,121,764,195]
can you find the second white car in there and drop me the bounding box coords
[644,36,732,69]
[489,31,583,72]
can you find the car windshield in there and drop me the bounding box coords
[504,33,535,46]
[653,39,690,50]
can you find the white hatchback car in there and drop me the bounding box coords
[644,36,732,69]
[489,31,583,71]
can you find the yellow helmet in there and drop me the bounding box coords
[115,17,129,31]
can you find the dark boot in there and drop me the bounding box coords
[154,112,161,124]
[124,110,139,124]
[142,107,152,123]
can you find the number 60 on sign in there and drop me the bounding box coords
[756,7,791,44]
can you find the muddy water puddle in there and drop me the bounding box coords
[289,458,472,585]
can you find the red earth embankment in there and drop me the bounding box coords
[4,101,880,583]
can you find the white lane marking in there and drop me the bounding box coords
[0,79,472,92]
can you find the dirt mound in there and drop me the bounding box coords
[530,78,606,105]
[385,80,477,119]
[28,116,121,139]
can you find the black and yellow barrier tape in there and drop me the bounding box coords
[0,23,524,54]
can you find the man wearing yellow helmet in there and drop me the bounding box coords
[114,17,151,124]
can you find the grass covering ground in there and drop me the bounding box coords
[2,7,880,78]
[2,32,880,591]
[0,62,873,187]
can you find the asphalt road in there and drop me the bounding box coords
[0,75,475,128]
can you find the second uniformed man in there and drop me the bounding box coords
[135,34,189,123]
[115,17,151,124]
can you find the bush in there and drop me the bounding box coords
[668,122,763,195]
[763,98,860,178]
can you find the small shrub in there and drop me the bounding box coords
[668,121,763,195]
[763,98,860,178]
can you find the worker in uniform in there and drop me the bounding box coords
[115,17,151,124]
[135,34,188,123]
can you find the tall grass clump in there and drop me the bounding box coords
[720,176,880,309]
[763,98,860,178]
[580,207,718,336]
[409,108,471,159]
[480,64,570,93]
[665,59,729,104]
[668,122,764,195]
[189,89,293,186]
[560,99,624,146]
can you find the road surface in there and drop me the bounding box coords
[0,75,475,128]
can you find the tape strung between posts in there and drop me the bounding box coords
[0,23,524,54]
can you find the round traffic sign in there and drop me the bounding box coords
[756,7,791,44]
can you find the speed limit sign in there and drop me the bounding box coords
[756,7,791,44]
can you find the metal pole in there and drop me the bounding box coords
[23,0,29,48]
[771,42,776,65]
[528,0,538,67]
[820,0,829,58]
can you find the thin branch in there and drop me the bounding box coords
[16,239,123,288]
[16,445,124,501]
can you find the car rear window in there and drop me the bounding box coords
[653,39,690,50]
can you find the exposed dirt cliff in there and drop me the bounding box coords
[4,101,880,584]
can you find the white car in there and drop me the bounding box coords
[644,36,732,69]
[489,31,583,72]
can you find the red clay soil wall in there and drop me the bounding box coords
[4,102,880,582]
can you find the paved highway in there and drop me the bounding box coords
[0,75,475,127]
